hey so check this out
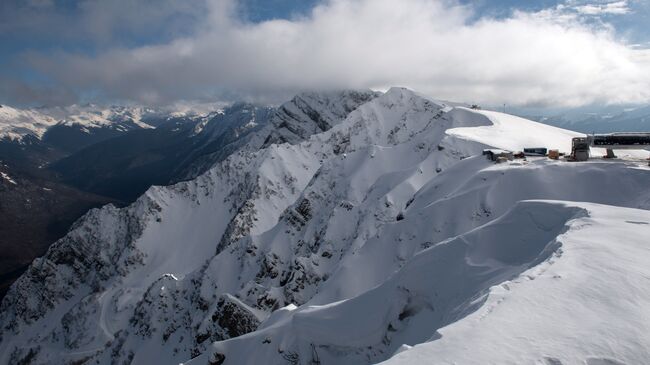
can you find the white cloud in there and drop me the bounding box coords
[573,1,631,15]
[15,0,650,107]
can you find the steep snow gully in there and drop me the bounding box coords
[1,88,649,365]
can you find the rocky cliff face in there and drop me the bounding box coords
[261,90,382,147]
[0,89,382,364]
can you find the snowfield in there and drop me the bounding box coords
[1,88,649,365]
[448,108,650,159]
[447,108,583,152]
[380,202,650,365]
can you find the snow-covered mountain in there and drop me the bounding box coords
[47,104,155,131]
[260,90,382,147]
[1,88,649,365]
[177,90,379,181]
[0,103,219,298]
[48,103,274,201]
[0,104,150,143]
[0,105,58,141]
[0,103,168,178]
[0,103,222,155]
[41,105,157,153]
[47,92,377,201]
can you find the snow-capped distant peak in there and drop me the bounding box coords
[53,105,156,131]
[0,105,58,141]
[0,103,223,143]
[0,104,159,141]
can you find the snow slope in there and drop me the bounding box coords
[192,201,650,365]
[178,91,377,180]
[381,202,650,365]
[261,90,381,147]
[447,108,583,152]
[185,153,650,363]
[1,88,649,365]
[0,89,381,364]
[449,108,650,159]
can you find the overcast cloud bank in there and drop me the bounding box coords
[2,0,650,107]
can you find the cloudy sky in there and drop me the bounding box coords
[1,0,649,108]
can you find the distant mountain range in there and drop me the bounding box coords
[521,104,650,133]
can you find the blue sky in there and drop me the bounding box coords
[1,0,649,107]
[234,0,650,45]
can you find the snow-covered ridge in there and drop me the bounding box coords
[1,88,649,365]
[0,103,156,141]
[448,108,650,158]
[193,200,650,365]
[0,104,57,140]
[261,90,382,147]
[0,103,223,142]
[447,108,583,152]
[380,201,650,365]
[52,105,155,131]
[189,201,589,364]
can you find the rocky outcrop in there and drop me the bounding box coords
[262,90,380,147]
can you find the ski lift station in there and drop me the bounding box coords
[570,133,650,161]
[483,132,650,165]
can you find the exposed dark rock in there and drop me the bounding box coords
[208,352,226,365]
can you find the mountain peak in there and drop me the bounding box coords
[262,89,380,147]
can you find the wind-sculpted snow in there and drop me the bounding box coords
[380,202,650,365]
[2,87,650,365]
[190,201,589,365]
